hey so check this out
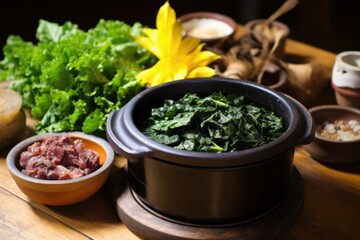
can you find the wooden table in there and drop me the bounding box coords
[1,37,360,240]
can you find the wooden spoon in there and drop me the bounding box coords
[253,0,298,40]
[262,0,299,27]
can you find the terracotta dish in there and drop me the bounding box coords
[331,82,360,109]
[303,105,360,165]
[6,132,115,205]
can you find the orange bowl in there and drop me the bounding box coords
[6,132,115,205]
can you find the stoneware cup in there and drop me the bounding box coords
[332,51,360,108]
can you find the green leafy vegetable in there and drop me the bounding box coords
[0,19,155,136]
[142,92,284,152]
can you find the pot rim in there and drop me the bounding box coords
[336,51,360,72]
[245,19,290,37]
[107,78,314,167]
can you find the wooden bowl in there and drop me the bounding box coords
[261,62,288,92]
[303,105,360,165]
[244,19,289,59]
[6,132,115,205]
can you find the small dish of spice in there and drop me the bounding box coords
[316,119,360,141]
[304,105,360,165]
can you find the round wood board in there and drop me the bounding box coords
[115,167,304,240]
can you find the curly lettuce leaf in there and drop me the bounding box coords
[0,19,152,135]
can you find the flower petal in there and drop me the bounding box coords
[170,62,188,81]
[179,37,201,55]
[154,2,172,58]
[138,64,164,86]
[190,50,221,67]
[187,66,217,78]
[185,45,220,71]
[157,24,180,59]
[135,1,220,87]
[134,35,161,59]
[142,28,158,42]
[156,1,176,31]
[170,22,184,53]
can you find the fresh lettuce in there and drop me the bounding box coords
[0,19,154,137]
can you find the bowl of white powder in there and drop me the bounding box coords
[178,12,237,45]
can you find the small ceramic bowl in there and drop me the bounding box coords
[331,51,360,108]
[178,12,237,45]
[6,132,115,205]
[303,105,360,165]
[244,19,289,59]
[332,51,360,89]
[261,62,288,92]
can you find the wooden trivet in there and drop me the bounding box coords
[115,167,304,240]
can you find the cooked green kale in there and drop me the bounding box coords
[142,91,284,152]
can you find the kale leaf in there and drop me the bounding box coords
[142,92,284,152]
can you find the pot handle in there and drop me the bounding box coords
[106,110,153,160]
[286,95,315,145]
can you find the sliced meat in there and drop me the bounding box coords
[19,135,100,180]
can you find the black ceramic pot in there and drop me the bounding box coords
[106,78,314,226]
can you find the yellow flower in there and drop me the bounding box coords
[134,1,220,87]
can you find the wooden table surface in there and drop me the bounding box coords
[1,33,360,240]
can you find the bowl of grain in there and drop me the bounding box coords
[303,105,360,165]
